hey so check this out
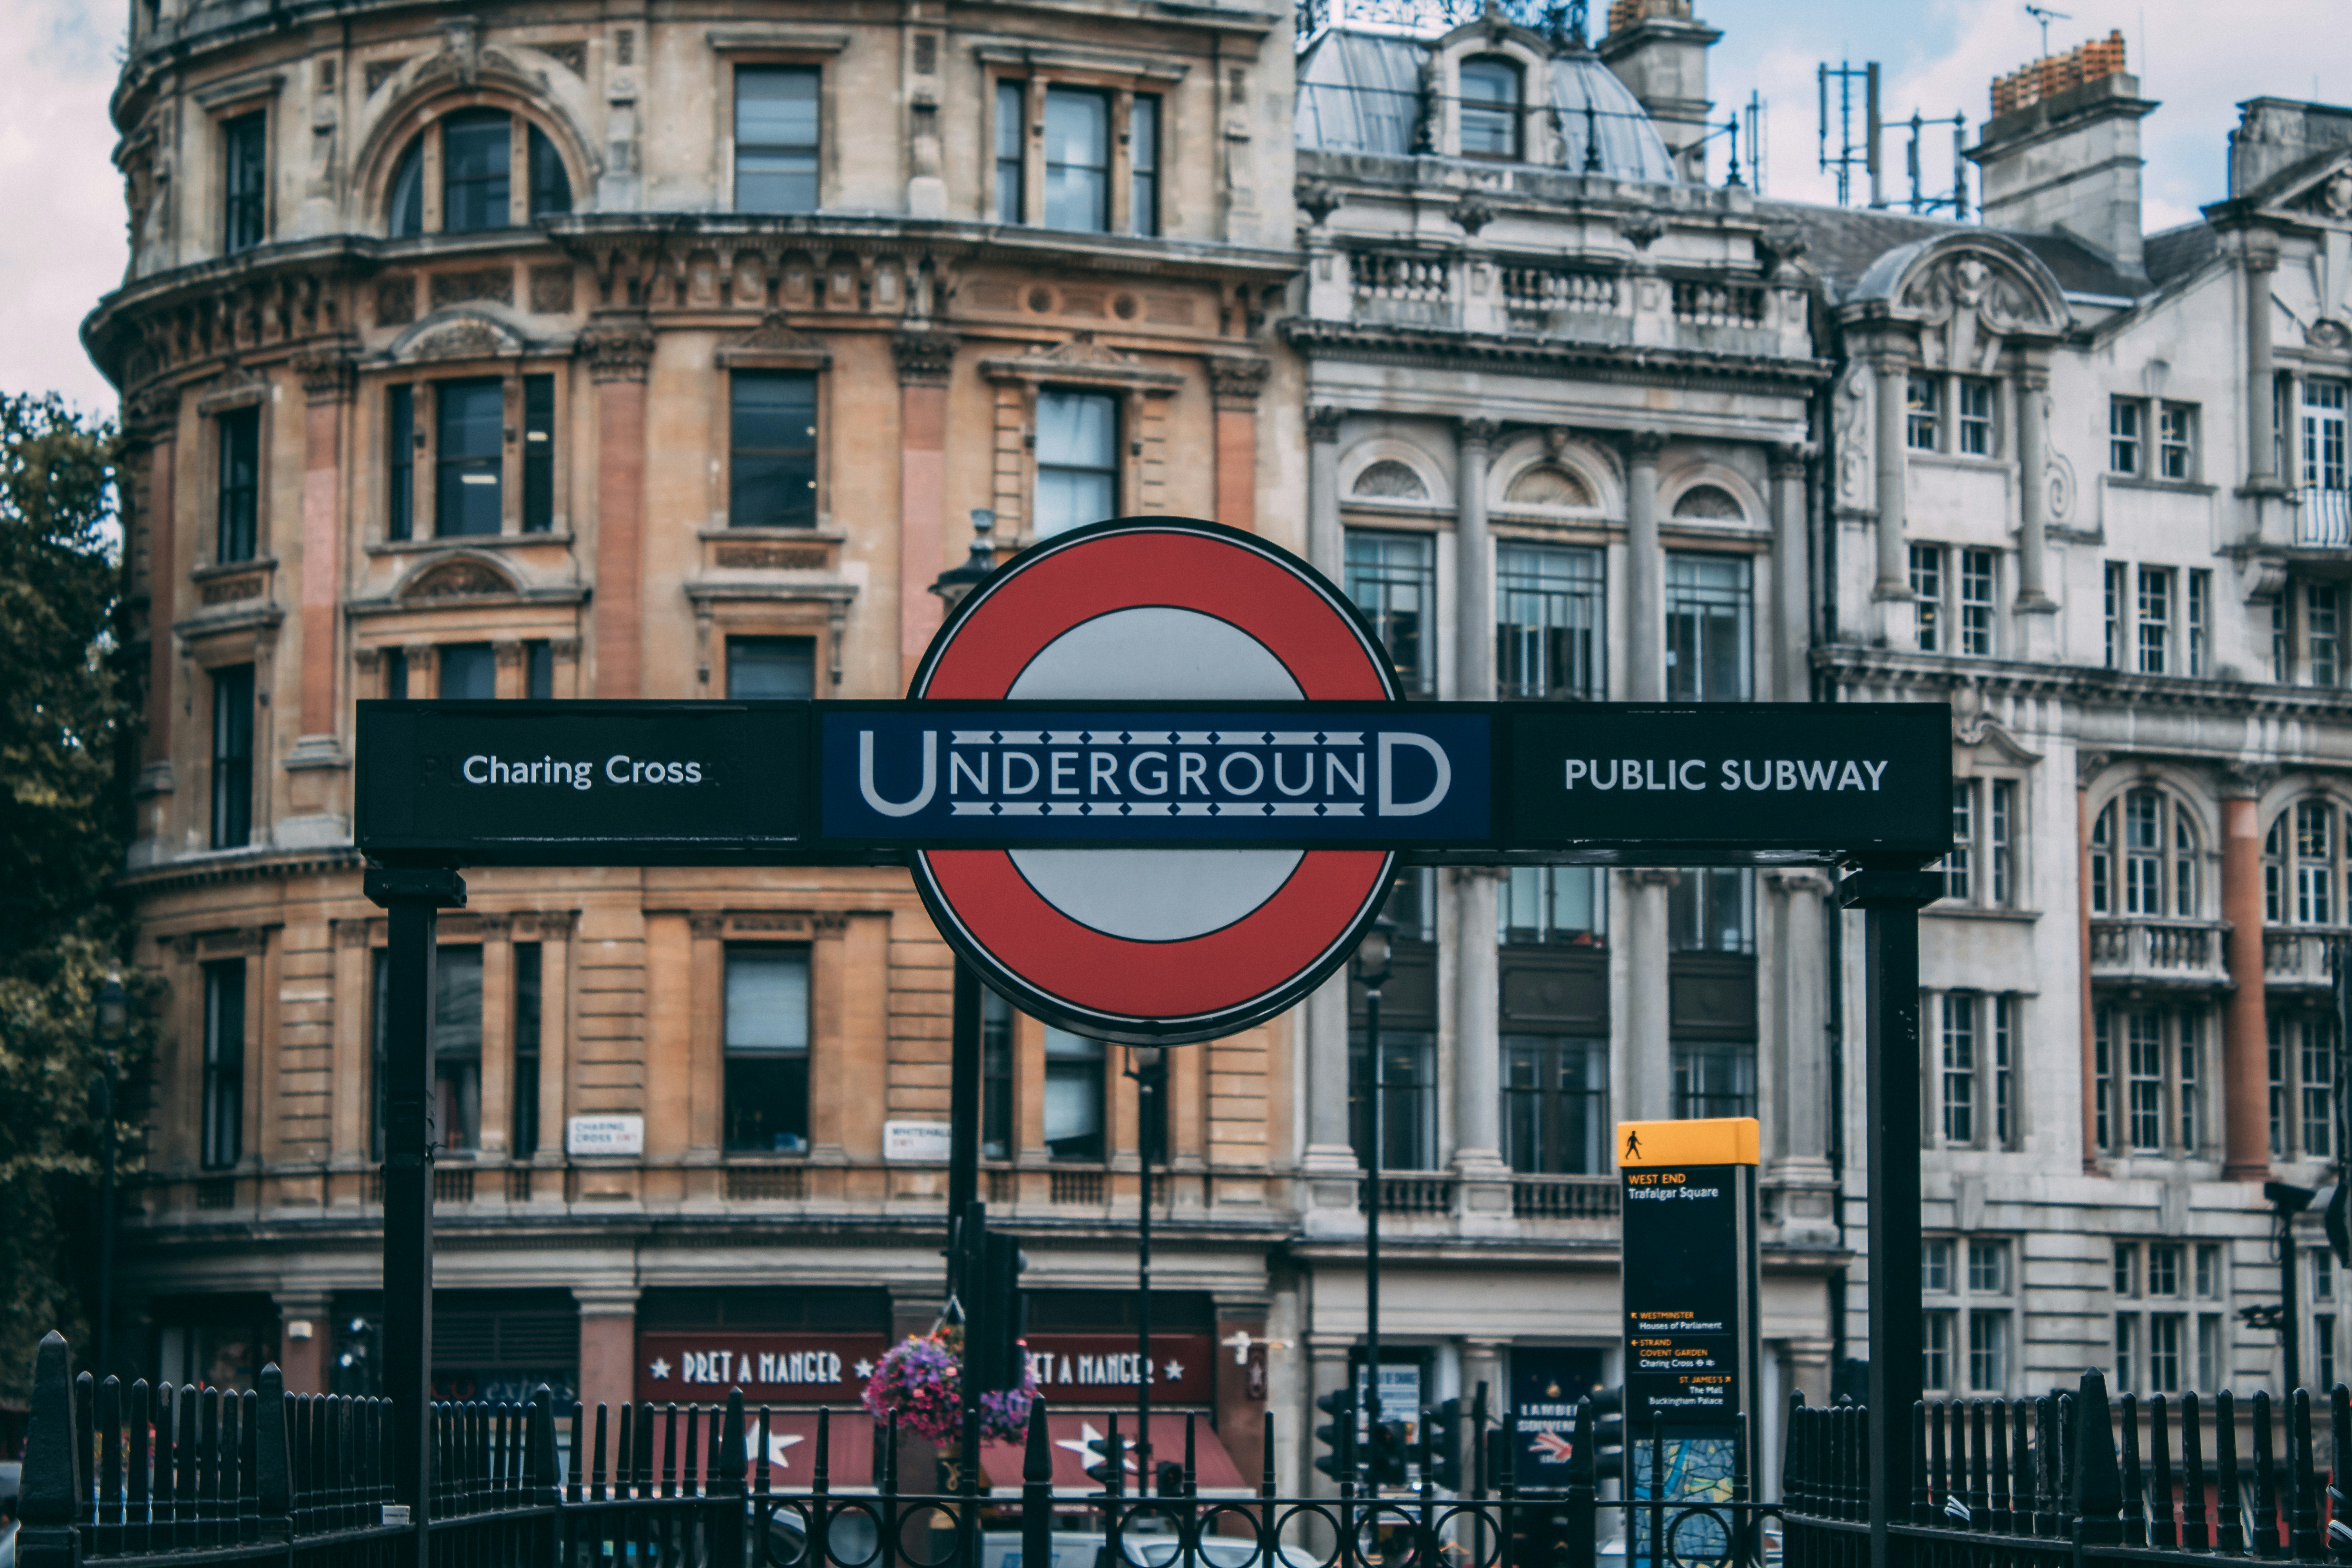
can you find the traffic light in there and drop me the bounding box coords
[1313,1387,1357,1482]
[1426,1398,1462,1491]
[1585,1387,1624,1482]
[1155,1460,1186,1497]
[962,1203,1029,1396]
[1370,1419,1411,1489]
[1084,1430,1131,1492]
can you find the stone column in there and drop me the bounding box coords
[1212,357,1271,534]
[1307,407,1346,578]
[1769,445,1810,701]
[129,387,181,853]
[2221,771,2273,1181]
[1623,870,1675,1122]
[894,331,957,682]
[1454,869,1510,1220]
[2078,758,2101,1173]
[586,325,654,697]
[574,1286,642,1420]
[1455,420,1498,699]
[290,352,354,755]
[1764,870,1837,1244]
[1873,353,1911,599]
[2248,240,2281,488]
[533,911,575,1175]
[275,1292,333,1396]
[1299,971,1362,1235]
[1460,1338,1508,1416]
[1625,432,1665,701]
[2014,359,2057,613]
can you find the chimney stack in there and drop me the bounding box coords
[1599,0,1721,185]
[1968,29,2156,274]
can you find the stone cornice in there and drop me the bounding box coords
[1282,316,1832,392]
[118,847,363,899]
[1816,643,2352,722]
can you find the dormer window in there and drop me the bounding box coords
[1459,59,1521,160]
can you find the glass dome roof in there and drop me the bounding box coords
[1295,29,1679,184]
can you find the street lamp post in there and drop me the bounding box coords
[94,967,128,1381]
[1354,919,1393,1489]
[1126,1045,1168,1491]
[2267,1180,2317,1392]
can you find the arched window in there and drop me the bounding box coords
[1672,484,1744,521]
[1504,464,1592,508]
[1352,460,1428,500]
[2089,787,2199,919]
[1459,58,1521,160]
[385,111,573,239]
[2265,798,2349,925]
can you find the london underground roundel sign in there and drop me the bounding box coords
[908,517,1399,1045]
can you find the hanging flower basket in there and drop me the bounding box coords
[862,1328,1038,1445]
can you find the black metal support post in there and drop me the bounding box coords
[1839,858,1938,1568]
[1365,980,1382,1491]
[1128,1048,1167,1490]
[949,961,984,1295]
[2282,1214,2302,1397]
[95,1044,118,1379]
[365,863,466,1567]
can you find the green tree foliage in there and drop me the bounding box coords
[0,392,154,1396]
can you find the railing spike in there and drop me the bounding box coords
[2121,1392,2146,1545]
[2183,1391,2210,1550]
[2151,1393,2178,1548]
[2292,1387,2322,1559]
[2258,1389,2282,1559]
[1988,1398,2011,1534]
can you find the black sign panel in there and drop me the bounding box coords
[1505,702,1950,858]
[1621,1164,1747,1432]
[355,699,1950,865]
[1510,1346,1605,1492]
[356,701,813,863]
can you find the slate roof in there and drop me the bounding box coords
[1755,200,2155,305]
[2144,220,2222,285]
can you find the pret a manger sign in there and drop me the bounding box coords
[356,517,1952,1044]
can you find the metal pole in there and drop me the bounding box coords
[365,864,465,1568]
[1367,983,1382,1492]
[1137,1054,1156,1493]
[1840,858,1936,1568]
[2282,1206,2303,1395]
[949,962,984,1297]
[97,1044,117,1381]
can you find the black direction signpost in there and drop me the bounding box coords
[355,519,1946,1568]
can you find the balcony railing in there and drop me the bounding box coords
[2298,485,2351,547]
[1357,1173,1457,1215]
[1348,248,1456,328]
[1499,265,1619,331]
[1671,277,1767,326]
[2088,919,2230,986]
[2264,926,2352,988]
[1510,1173,1618,1220]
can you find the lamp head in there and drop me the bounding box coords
[1354,917,1396,988]
[2266,1179,2318,1215]
[98,968,128,1041]
[930,509,1002,610]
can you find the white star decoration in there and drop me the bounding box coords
[853,1358,875,1379]
[649,1357,671,1380]
[1055,1421,1138,1474]
[739,1431,805,1469]
[1163,1359,1183,1382]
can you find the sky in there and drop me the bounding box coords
[0,0,2337,416]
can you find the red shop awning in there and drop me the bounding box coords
[979,1412,1248,1496]
[745,1409,881,1490]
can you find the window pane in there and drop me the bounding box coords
[2111,399,2142,475]
[1909,545,1942,653]
[433,946,483,1152]
[735,68,820,213]
[217,407,259,562]
[438,642,496,701]
[522,374,555,532]
[1035,390,1118,537]
[725,946,811,1154]
[387,385,414,542]
[1459,60,1519,157]
[1043,88,1110,231]
[1499,865,1606,946]
[996,82,1026,223]
[1664,554,1751,702]
[527,126,571,217]
[513,944,542,1156]
[1669,867,1753,953]
[211,665,255,849]
[223,113,267,253]
[525,641,553,700]
[435,379,504,536]
[1351,1033,1436,1171]
[726,948,811,1051]
[1672,1040,1756,1119]
[728,636,816,699]
[1044,1027,1105,1161]
[1907,375,1940,451]
[387,139,425,238]
[1499,1036,1607,1174]
[202,960,246,1170]
[730,373,818,528]
[1129,96,1159,235]
[981,989,1014,1160]
[1346,531,1436,696]
[441,111,512,232]
[1496,543,1604,699]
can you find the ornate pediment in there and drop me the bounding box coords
[401,556,517,601]
[1895,242,2068,372]
[715,312,832,368]
[391,310,530,363]
[980,332,1183,391]
[195,361,269,416]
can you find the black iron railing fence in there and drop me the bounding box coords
[1781,1368,2351,1568]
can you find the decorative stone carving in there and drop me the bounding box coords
[714,544,829,570]
[363,59,411,96]
[1618,212,1663,250]
[727,312,827,357]
[1352,461,1427,500]
[377,276,416,328]
[1015,333,1139,371]
[1457,416,1501,450]
[1207,355,1271,409]
[200,574,267,606]
[124,383,181,441]
[1900,248,2065,374]
[293,348,358,404]
[2219,761,2278,800]
[688,913,725,939]
[580,326,654,382]
[1450,193,1495,236]
[2045,448,2076,522]
[410,321,513,361]
[196,363,269,415]
[403,558,515,599]
[890,329,958,386]
[542,40,587,76]
[335,918,374,947]
[1834,360,1871,508]
[1297,182,1343,224]
[528,265,575,315]
[1306,405,1347,444]
[430,268,515,309]
[2308,318,2351,351]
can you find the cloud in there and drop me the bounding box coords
[0,0,125,416]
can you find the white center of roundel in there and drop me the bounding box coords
[1006,607,1305,943]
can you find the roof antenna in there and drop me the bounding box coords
[2024,4,2071,60]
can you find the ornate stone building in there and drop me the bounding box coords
[91,0,1303,1480]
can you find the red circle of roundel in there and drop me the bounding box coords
[909,518,1398,1045]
